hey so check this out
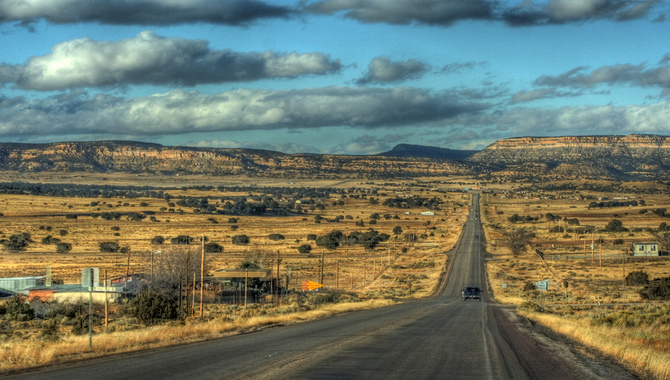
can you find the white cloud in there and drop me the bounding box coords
[0,0,293,26]
[0,87,490,137]
[357,57,428,84]
[306,0,494,26]
[0,31,341,90]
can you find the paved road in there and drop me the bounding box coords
[8,194,634,379]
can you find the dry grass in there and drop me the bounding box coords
[0,298,395,374]
[0,174,469,373]
[480,183,670,378]
[519,309,670,379]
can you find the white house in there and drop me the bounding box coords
[632,242,659,256]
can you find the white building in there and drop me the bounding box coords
[632,242,659,256]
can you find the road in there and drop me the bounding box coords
[8,194,634,379]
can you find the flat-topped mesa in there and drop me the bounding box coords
[0,141,469,177]
[482,134,670,149]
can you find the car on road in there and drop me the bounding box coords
[461,286,482,301]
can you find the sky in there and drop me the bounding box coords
[1,0,670,155]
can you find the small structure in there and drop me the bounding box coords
[421,211,436,216]
[535,280,549,291]
[632,242,659,257]
[0,276,46,296]
[211,268,271,283]
[82,267,100,287]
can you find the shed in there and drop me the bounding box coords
[0,276,46,295]
[210,268,271,280]
[632,242,659,256]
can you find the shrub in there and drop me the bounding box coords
[59,229,68,236]
[639,276,670,300]
[41,235,61,244]
[126,212,146,222]
[605,219,627,232]
[297,244,312,254]
[2,233,33,252]
[268,233,285,241]
[232,235,250,245]
[171,235,194,245]
[307,234,317,241]
[5,295,34,321]
[56,242,72,253]
[204,243,224,253]
[522,281,536,292]
[99,241,120,253]
[626,270,649,286]
[228,218,238,224]
[129,291,180,325]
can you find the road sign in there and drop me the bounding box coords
[535,280,549,291]
[302,281,323,291]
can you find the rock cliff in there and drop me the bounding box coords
[0,141,469,178]
[2,135,670,181]
[468,134,670,180]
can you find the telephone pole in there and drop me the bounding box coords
[200,235,204,318]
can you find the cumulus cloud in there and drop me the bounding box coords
[0,87,491,137]
[305,0,662,26]
[0,31,341,91]
[533,61,670,95]
[305,0,494,26]
[0,0,294,26]
[452,101,670,138]
[356,57,428,84]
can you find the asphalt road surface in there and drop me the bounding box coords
[8,194,635,380]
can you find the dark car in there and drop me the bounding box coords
[461,286,482,301]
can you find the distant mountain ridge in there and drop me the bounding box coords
[0,140,468,178]
[468,134,670,180]
[377,144,477,161]
[1,135,670,181]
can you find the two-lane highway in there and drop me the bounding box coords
[8,194,633,379]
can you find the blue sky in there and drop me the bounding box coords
[1,0,669,154]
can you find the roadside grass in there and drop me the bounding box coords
[519,306,670,379]
[0,298,395,374]
[481,186,670,379]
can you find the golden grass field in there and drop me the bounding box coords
[4,173,670,378]
[0,174,474,373]
[479,181,670,378]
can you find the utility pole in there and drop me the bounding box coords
[623,249,627,287]
[200,235,205,318]
[336,260,340,289]
[244,268,248,310]
[151,249,155,283]
[276,250,281,306]
[126,249,131,276]
[599,241,602,270]
[320,250,325,286]
[591,232,594,263]
[88,268,93,349]
[104,270,108,333]
[192,273,196,317]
